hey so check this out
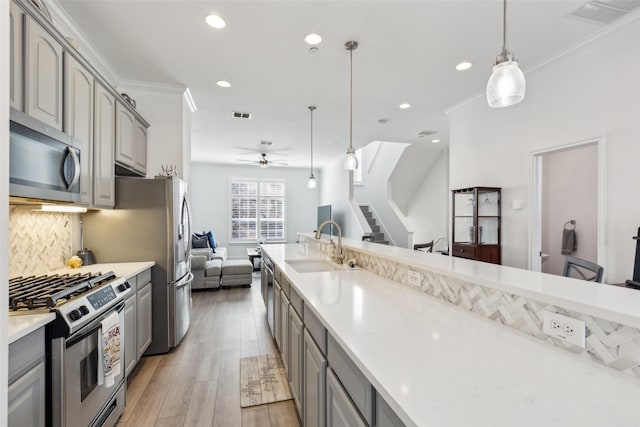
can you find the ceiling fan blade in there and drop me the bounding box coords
[236,159,259,164]
[269,161,288,166]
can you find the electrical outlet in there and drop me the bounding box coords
[542,310,586,348]
[407,270,421,287]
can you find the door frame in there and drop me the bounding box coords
[529,137,607,278]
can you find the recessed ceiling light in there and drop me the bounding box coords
[432,139,441,144]
[456,61,473,71]
[205,14,226,29]
[399,103,411,110]
[216,80,231,88]
[304,33,322,45]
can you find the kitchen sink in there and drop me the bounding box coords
[285,259,348,273]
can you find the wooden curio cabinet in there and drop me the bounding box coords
[452,187,501,264]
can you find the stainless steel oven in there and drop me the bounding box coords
[50,301,126,427]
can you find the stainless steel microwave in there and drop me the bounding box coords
[9,108,81,203]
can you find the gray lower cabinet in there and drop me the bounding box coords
[375,394,406,427]
[124,291,138,377]
[8,362,45,427]
[274,280,282,350]
[280,292,290,372]
[8,327,46,427]
[326,367,367,427]
[137,279,153,355]
[303,329,327,427]
[288,303,304,415]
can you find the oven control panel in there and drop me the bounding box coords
[87,286,117,310]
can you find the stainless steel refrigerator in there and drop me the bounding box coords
[83,176,193,355]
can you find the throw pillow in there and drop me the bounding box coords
[192,234,209,249]
[205,231,217,252]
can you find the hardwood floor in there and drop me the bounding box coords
[117,274,300,427]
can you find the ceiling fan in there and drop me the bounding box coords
[236,152,288,168]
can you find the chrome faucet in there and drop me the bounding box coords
[315,220,344,264]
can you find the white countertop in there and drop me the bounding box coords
[8,262,154,344]
[299,233,640,329]
[264,243,640,427]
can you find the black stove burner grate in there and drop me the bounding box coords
[9,271,116,312]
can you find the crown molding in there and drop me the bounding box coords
[119,79,187,95]
[47,0,121,87]
[445,9,640,115]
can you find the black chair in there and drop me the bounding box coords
[563,256,604,283]
[413,241,434,253]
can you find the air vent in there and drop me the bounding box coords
[569,1,635,24]
[232,111,252,119]
[418,130,438,137]
[260,140,274,147]
[378,119,389,124]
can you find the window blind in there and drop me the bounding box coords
[231,180,285,241]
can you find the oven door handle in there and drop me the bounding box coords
[66,301,125,348]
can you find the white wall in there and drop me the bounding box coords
[406,150,449,250]
[541,144,598,276]
[319,156,362,239]
[118,85,190,179]
[391,144,439,216]
[190,162,319,259]
[353,141,412,247]
[449,18,640,282]
[1,1,10,422]
[182,94,192,184]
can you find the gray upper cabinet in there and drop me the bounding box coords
[137,279,153,356]
[326,367,367,427]
[115,101,135,167]
[64,53,94,206]
[134,120,147,175]
[304,329,327,427]
[10,1,24,111]
[25,15,63,130]
[93,82,116,208]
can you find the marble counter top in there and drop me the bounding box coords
[264,243,640,427]
[299,233,640,329]
[8,262,154,344]
[52,261,155,279]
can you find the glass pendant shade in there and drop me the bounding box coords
[344,150,358,170]
[486,59,526,108]
[307,175,317,189]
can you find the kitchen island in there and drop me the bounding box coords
[263,242,640,426]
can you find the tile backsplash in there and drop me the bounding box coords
[9,207,73,277]
[301,235,640,380]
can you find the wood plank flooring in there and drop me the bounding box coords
[117,274,300,427]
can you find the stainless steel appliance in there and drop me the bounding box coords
[262,255,275,335]
[9,271,131,427]
[9,108,81,203]
[83,177,193,354]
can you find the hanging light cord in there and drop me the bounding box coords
[309,106,315,176]
[502,0,507,58]
[349,46,353,153]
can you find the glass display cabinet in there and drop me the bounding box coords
[452,187,501,264]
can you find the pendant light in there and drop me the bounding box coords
[486,0,526,108]
[307,106,317,189]
[344,41,359,170]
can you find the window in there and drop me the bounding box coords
[230,179,286,242]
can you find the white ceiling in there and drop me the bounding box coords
[57,0,617,168]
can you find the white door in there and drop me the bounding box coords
[531,140,604,277]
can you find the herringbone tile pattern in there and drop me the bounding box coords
[9,207,72,277]
[303,236,640,379]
